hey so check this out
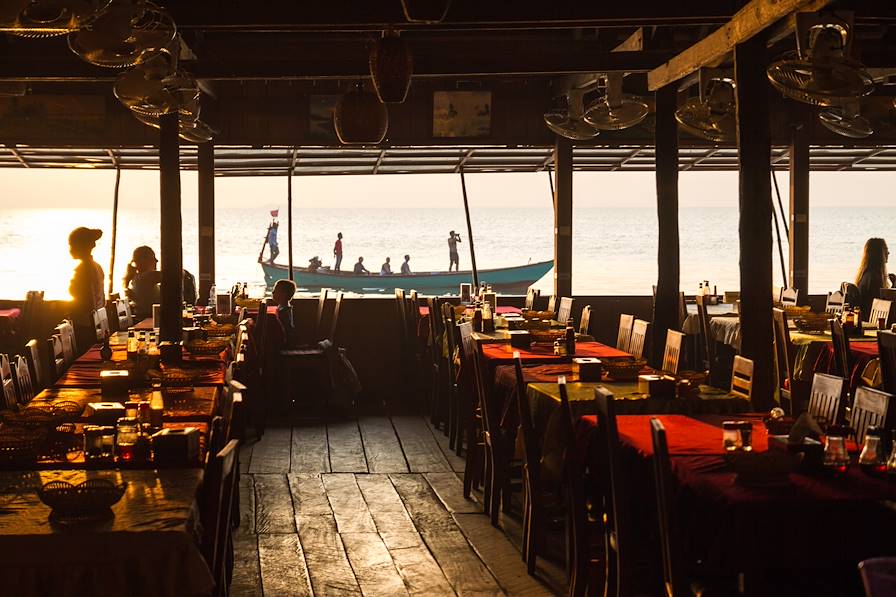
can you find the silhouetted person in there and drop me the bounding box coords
[854,237,893,314]
[354,257,369,275]
[380,257,392,276]
[272,278,298,348]
[401,255,411,275]
[448,230,462,271]
[333,232,344,271]
[267,221,280,263]
[68,227,105,348]
[124,245,197,319]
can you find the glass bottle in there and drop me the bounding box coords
[150,388,164,429]
[823,426,850,472]
[116,416,140,462]
[886,441,896,474]
[723,421,740,451]
[859,427,885,473]
[565,319,576,356]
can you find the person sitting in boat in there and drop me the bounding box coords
[401,255,411,275]
[124,246,198,319]
[380,257,392,276]
[353,257,369,275]
[272,278,298,348]
[448,230,461,272]
[68,227,105,349]
[308,256,322,271]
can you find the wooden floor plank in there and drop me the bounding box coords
[291,424,331,473]
[231,530,263,597]
[238,472,256,532]
[391,474,504,596]
[239,443,254,474]
[288,473,331,518]
[385,532,457,597]
[342,532,410,597]
[327,420,368,473]
[454,513,556,597]
[427,419,467,473]
[249,427,292,474]
[358,417,410,473]
[258,533,314,597]
[355,474,417,540]
[392,416,452,473]
[322,473,377,534]
[424,472,481,513]
[254,474,296,534]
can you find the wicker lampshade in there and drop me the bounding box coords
[333,82,388,144]
[400,0,452,24]
[369,31,413,103]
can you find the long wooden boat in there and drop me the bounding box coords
[259,259,553,294]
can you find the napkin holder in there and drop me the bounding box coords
[572,358,602,382]
[505,317,528,331]
[637,374,676,399]
[508,330,531,349]
[152,427,201,466]
[100,370,130,397]
[84,402,126,426]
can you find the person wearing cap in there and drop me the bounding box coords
[68,227,105,348]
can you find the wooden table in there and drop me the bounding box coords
[30,386,220,423]
[480,341,632,366]
[0,468,212,596]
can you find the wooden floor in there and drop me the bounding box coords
[232,416,562,596]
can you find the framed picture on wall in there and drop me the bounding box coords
[433,91,491,138]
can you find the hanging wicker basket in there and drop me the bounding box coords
[400,0,452,23]
[369,31,413,103]
[334,82,388,144]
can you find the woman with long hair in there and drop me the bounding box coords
[854,237,891,314]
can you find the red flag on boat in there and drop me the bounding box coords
[270,209,279,217]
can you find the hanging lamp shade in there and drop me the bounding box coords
[369,31,413,103]
[400,0,451,24]
[334,82,388,144]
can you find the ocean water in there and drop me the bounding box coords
[0,205,893,300]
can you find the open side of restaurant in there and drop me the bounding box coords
[2,1,896,596]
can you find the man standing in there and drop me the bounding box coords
[333,232,344,271]
[401,255,411,275]
[447,230,461,272]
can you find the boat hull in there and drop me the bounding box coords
[260,260,553,294]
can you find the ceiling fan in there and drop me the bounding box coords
[113,50,197,117]
[675,70,736,143]
[544,89,599,140]
[0,0,111,38]
[583,73,649,131]
[818,99,873,138]
[767,12,873,107]
[68,0,176,68]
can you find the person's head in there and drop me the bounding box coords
[131,246,158,274]
[857,238,890,285]
[272,279,296,306]
[68,227,102,260]
[358,256,364,263]
[385,257,390,264]
[337,232,343,239]
[449,230,455,236]
[404,255,410,262]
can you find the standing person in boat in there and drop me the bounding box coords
[68,227,105,349]
[266,219,280,263]
[401,255,411,275]
[353,256,369,275]
[124,246,198,318]
[333,232,344,272]
[448,230,462,272]
[380,257,392,276]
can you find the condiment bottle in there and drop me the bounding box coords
[126,330,137,359]
[150,389,164,429]
[859,426,885,472]
[565,319,576,356]
[472,307,483,333]
[823,425,851,472]
[482,303,494,334]
[722,421,740,451]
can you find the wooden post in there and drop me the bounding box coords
[287,161,294,281]
[651,83,680,367]
[789,120,809,304]
[197,142,215,305]
[553,137,572,298]
[735,33,775,410]
[159,112,183,346]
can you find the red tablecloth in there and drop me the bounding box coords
[481,341,631,365]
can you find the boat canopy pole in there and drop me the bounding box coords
[547,166,554,199]
[287,147,296,281]
[771,169,789,237]
[107,150,121,297]
[459,168,480,289]
[770,170,788,287]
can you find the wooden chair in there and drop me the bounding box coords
[0,354,18,409]
[825,290,845,315]
[730,355,754,402]
[457,321,477,459]
[547,295,557,316]
[47,334,66,380]
[21,290,44,341]
[829,318,852,379]
[12,355,34,404]
[578,305,592,336]
[201,439,240,597]
[556,297,574,324]
[115,299,133,330]
[877,331,896,396]
[25,339,46,392]
[852,386,892,445]
[92,307,110,341]
[441,302,462,452]
[661,330,684,375]
[55,320,77,365]
[780,287,799,307]
[628,319,649,359]
[808,373,845,427]
[427,297,447,429]
[695,295,725,387]
[525,288,539,311]
[772,308,798,414]
[327,292,344,344]
[869,298,893,327]
[616,314,634,352]
[313,288,329,341]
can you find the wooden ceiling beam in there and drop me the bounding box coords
[647,0,833,91]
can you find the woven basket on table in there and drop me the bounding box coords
[0,428,44,465]
[793,313,832,334]
[185,338,230,356]
[38,479,127,515]
[529,329,565,344]
[603,359,647,382]
[203,322,235,337]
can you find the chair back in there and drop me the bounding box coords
[556,297,574,324]
[25,339,45,391]
[115,299,133,330]
[852,386,892,445]
[649,418,680,597]
[394,288,407,344]
[47,334,66,379]
[808,373,845,427]
[878,331,896,396]
[825,291,845,314]
[21,290,44,340]
[578,305,592,336]
[201,439,240,595]
[514,356,541,499]
[616,313,634,352]
[661,330,684,374]
[695,294,715,371]
[629,319,649,359]
[92,307,110,341]
[225,384,247,443]
[772,308,795,395]
[525,288,538,311]
[326,292,344,344]
[773,286,783,303]
[55,321,76,364]
[829,318,852,378]
[869,298,893,326]
[12,355,33,404]
[441,302,459,390]
[313,288,329,340]
[546,295,557,316]
[781,287,799,307]
[0,354,18,409]
[730,355,754,402]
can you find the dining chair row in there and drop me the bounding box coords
[616,313,649,360]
